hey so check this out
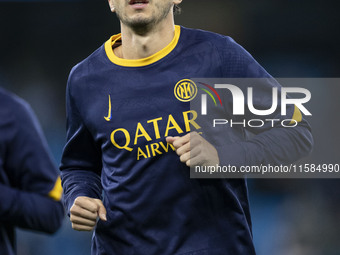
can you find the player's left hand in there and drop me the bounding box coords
[166,132,220,167]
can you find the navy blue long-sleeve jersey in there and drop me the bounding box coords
[0,88,64,255]
[60,26,313,255]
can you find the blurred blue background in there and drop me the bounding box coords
[1,0,340,254]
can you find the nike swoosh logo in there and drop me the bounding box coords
[104,94,112,121]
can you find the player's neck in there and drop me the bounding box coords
[116,16,176,60]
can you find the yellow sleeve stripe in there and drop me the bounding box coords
[289,105,302,125]
[48,176,63,201]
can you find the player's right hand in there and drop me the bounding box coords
[70,196,107,231]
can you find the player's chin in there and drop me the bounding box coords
[124,13,154,26]
[132,16,153,26]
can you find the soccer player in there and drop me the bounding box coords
[60,1,313,254]
[0,87,64,255]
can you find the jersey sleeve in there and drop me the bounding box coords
[215,37,313,167]
[60,66,103,213]
[0,96,64,233]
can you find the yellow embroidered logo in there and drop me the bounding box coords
[104,95,112,121]
[174,79,198,102]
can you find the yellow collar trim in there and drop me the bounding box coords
[105,25,181,67]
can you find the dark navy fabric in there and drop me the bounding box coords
[60,26,313,255]
[0,88,64,255]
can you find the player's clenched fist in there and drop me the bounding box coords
[166,132,220,167]
[70,196,107,231]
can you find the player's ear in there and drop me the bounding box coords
[108,0,115,12]
[173,0,182,5]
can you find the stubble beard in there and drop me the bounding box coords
[116,1,173,34]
